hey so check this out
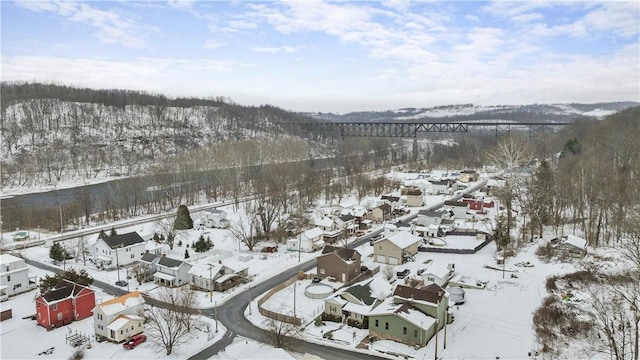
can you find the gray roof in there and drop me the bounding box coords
[157,256,185,268]
[103,232,145,249]
[418,209,444,217]
[340,214,356,222]
[140,253,160,263]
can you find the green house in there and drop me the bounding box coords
[367,283,449,347]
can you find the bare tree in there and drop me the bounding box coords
[145,287,198,355]
[383,264,394,281]
[262,317,300,349]
[228,206,261,251]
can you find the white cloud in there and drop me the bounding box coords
[203,40,224,49]
[250,45,303,54]
[14,0,155,48]
[252,47,280,54]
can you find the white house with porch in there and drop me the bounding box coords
[287,227,325,253]
[92,232,146,270]
[93,291,145,342]
[153,257,192,287]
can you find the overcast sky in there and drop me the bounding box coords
[2,0,639,113]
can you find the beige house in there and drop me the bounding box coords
[93,291,145,342]
[404,188,423,207]
[373,232,421,265]
[370,204,392,223]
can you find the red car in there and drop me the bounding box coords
[123,334,146,349]
[261,246,278,253]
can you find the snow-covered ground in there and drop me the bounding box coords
[3,172,609,359]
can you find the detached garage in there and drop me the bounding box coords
[372,232,421,265]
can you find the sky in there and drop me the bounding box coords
[1,0,639,113]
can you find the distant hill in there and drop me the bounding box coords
[303,102,640,123]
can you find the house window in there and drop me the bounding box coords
[131,254,134,259]
[375,319,379,327]
[403,327,407,335]
[414,329,418,337]
[320,268,325,275]
[385,322,389,330]
[6,275,10,282]
[57,313,62,321]
[52,304,57,311]
[379,246,382,250]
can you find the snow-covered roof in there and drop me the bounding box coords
[1,254,24,264]
[188,262,223,278]
[368,297,402,316]
[395,305,436,330]
[302,227,324,239]
[215,273,238,283]
[564,235,587,249]
[385,231,421,249]
[97,291,145,316]
[312,217,334,228]
[343,301,373,315]
[106,315,140,331]
[154,272,176,281]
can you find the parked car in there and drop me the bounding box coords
[355,230,366,237]
[396,269,410,279]
[123,334,146,349]
[115,280,128,287]
[360,266,369,272]
[312,277,321,283]
[261,246,278,253]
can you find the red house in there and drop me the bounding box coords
[35,280,95,331]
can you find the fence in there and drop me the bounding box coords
[257,275,303,326]
[421,238,493,254]
[343,265,380,287]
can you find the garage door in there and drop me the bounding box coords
[388,257,399,265]
[376,255,386,263]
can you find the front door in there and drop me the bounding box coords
[342,273,346,282]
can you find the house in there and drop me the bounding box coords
[421,263,455,287]
[554,235,588,257]
[370,204,392,223]
[1,254,36,300]
[317,246,362,283]
[381,195,401,205]
[324,277,391,328]
[461,196,485,212]
[93,291,145,342]
[373,232,421,265]
[153,256,192,287]
[444,201,470,220]
[404,188,423,207]
[35,280,95,331]
[415,209,452,227]
[310,217,336,232]
[459,170,479,183]
[202,209,229,229]
[335,215,358,235]
[287,227,326,253]
[92,232,146,270]
[189,261,249,292]
[136,253,161,282]
[367,283,450,347]
[428,179,452,195]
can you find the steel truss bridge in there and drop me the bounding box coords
[283,121,571,139]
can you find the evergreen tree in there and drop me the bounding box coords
[173,205,194,230]
[110,227,118,237]
[49,242,65,263]
[98,229,107,240]
[39,268,93,293]
[184,249,190,259]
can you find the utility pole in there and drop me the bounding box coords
[208,264,213,303]
[214,301,218,333]
[126,267,130,292]
[434,317,439,360]
[444,306,448,349]
[116,245,121,282]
